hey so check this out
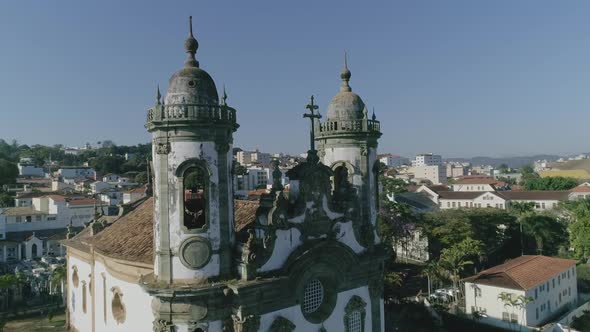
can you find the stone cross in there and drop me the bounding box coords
[303,95,321,151]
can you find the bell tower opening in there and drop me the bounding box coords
[183,166,207,230]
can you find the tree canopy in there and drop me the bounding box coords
[523,176,577,191]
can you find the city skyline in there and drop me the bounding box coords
[2,1,590,158]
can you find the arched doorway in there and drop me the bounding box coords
[31,243,38,258]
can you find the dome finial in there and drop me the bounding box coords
[184,16,199,68]
[340,51,351,92]
[372,107,376,121]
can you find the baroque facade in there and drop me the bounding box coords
[64,17,386,332]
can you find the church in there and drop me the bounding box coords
[64,17,386,332]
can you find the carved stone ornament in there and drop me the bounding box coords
[232,314,260,332]
[369,278,384,299]
[179,236,212,269]
[155,142,171,155]
[269,316,296,332]
[153,319,175,332]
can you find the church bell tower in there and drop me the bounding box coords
[316,55,382,246]
[145,17,238,283]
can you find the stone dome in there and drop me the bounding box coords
[326,90,366,121]
[326,58,367,121]
[164,16,219,106]
[164,66,219,105]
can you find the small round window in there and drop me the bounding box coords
[188,80,196,87]
[303,278,324,313]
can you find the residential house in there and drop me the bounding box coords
[451,177,508,192]
[464,256,578,329]
[123,187,147,204]
[569,182,590,200]
[57,167,96,180]
[17,163,45,177]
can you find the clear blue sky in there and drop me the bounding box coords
[1,1,590,158]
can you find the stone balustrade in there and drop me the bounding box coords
[316,119,380,135]
[146,104,237,125]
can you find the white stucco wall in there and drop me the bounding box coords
[93,260,154,332]
[259,228,302,272]
[258,286,374,332]
[68,255,93,332]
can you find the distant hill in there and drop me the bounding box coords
[549,159,590,171]
[446,155,561,169]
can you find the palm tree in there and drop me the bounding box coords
[439,248,473,305]
[421,261,441,297]
[510,201,536,255]
[498,292,518,331]
[514,295,533,331]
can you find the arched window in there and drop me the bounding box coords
[333,166,349,194]
[344,295,366,332]
[82,281,87,314]
[182,166,208,230]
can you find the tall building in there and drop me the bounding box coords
[412,153,442,166]
[64,18,386,332]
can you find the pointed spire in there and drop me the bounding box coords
[156,85,161,105]
[184,16,199,68]
[372,107,376,121]
[340,51,352,92]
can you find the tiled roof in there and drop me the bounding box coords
[1,207,46,216]
[88,197,154,264]
[455,177,499,185]
[65,198,262,264]
[5,227,83,242]
[427,185,451,193]
[67,198,100,206]
[464,255,576,290]
[438,191,492,200]
[570,185,590,193]
[234,200,260,232]
[497,191,569,201]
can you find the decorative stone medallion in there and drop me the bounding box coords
[179,236,212,269]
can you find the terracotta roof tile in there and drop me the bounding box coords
[498,191,569,201]
[88,197,154,264]
[234,200,260,232]
[464,255,576,290]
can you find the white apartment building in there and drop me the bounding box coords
[414,165,447,184]
[0,195,97,261]
[17,163,45,177]
[417,185,569,211]
[451,177,506,192]
[379,154,410,168]
[57,167,96,180]
[234,166,289,196]
[236,150,272,166]
[465,256,577,329]
[413,153,442,166]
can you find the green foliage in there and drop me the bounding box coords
[380,177,408,196]
[0,159,18,186]
[497,176,516,185]
[378,199,417,249]
[0,192,14,207]
[233,162,248,176]
[523,176,577,191]
[520,165,538,184]
[521,214,568,255]
[561,199,590,259]
[421,209,518,263]
[135,171,148,184]
[576,264,590,292]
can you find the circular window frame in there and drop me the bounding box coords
[179,236,212,270]
[297,272,338,323]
